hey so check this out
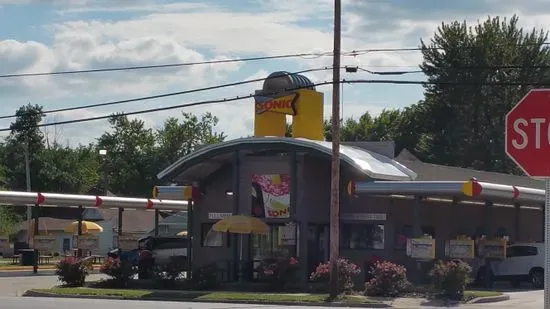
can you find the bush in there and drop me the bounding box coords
[258,257,299,290]
[55,256,92,287]
[309,258,361,293]
[364,261,410,297]
[53,252,60,257]
[153,256,187,288]
[190,263,219,290]
[100,257,137,287]
[430,260,472,300]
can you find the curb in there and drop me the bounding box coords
[23,290,391,308]
[466,294,511,304]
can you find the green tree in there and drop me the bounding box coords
[0,207,21,237]
[97,114,157,196]
[3,104,45,191]
[36,144,100,193]
[419,15,550,172]
[155,112,226,168]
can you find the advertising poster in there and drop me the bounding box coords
[251,174,291,218]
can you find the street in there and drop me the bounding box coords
[0,293,543,309]
[0,272,104,297]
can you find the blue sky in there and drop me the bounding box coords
[0,0,546,145]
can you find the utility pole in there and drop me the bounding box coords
[329,0,342,299]
[24,140,32,245]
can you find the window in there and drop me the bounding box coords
[508,246,538,257]
[251,224,296,260]
[341,224,385,250]
[201,223,228,247]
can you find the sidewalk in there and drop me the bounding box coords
[0,264,103,272]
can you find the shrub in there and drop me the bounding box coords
[430,259,472,300]
[364,261,410,297]
[100,257,136,287]
[309,258,361,293]
[55,256,92,287]
[190,263,219,290]
[258,257,299,290]
[153,256,187,288]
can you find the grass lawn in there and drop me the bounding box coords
[28,288,381,304]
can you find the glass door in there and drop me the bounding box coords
[307,224,329,275]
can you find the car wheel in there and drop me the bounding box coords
[531,269,544,289]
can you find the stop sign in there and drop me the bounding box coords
[505,88,550,178]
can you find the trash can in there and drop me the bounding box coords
[19,249,35,266]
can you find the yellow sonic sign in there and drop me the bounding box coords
[254,93,298,115]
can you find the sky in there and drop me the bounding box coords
[1,0,550,146]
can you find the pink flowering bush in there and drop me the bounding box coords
[309,258,361,293]
[55,256,92,287]
[100,257,136,287]
[258,257,299,290]
[430,260,472,300]
[364,261,410,297]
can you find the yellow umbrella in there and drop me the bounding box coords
[64,221,104,234]
[211,215,269,235]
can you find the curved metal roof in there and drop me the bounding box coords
[262,71,315,92]
[156,137,417,182]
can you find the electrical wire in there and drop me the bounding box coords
[3,78,550,132]
[3,41,550,79]
[0,50,348,78]
[0,66,425,120]
[0,67,336,120]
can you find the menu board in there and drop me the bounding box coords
[406,238,435,259]
[34,235,57,251]
[478,239,507,259]
[445,239,475,259]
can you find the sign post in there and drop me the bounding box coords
[505,88,550,309]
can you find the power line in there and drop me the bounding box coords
[4,41,550,79]
[4,78,550,132]
[0,67,335,120]
[0,50,353,79]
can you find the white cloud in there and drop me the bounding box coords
[4,0,550,146]
[56,2,211,14]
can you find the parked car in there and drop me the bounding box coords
[138,236,189,267]
[475,242,544,288]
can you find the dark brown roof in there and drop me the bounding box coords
[98,209,155,233]
[396,149,544,189]
[18,210,155,234]
[19,217,72,232]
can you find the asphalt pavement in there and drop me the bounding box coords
[0,272,105,297]
[0,294,544,309]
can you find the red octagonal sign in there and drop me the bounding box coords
[506,89,550,178]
